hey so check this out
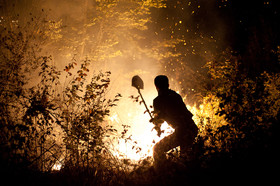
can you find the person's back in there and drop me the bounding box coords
[153,88,194,130]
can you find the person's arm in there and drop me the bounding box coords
[151,99,164,136]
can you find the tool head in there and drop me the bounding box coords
[132,75,144,90]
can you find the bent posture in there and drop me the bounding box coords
[152,75,198,168]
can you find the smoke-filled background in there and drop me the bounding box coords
[2,0,278,101]
[0,0,225,94]
[1,0,279,185]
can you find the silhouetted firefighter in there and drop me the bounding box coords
[151,75,198,169]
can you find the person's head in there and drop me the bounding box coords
[154,75,169,91]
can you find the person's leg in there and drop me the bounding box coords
[153,132,178,170]
[179,129,198,160]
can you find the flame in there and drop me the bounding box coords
[107,93,225,162]
[108,112,174,162]
[52,160,63,171]
[107,89,187,162]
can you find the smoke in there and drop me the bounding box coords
[39,0,162,150]
[1,0,228,94]
[1,0,228,123]
[1,0,229,160]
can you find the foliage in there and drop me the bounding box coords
[187,94,228,151]
[202,49,279,155]
[1,1,279,185]
[0,50,120,173]
[0,14,120,172]
[58,58,121,168]
[0,14,53,170]
[0,9,125,174]
[49,0,167,63]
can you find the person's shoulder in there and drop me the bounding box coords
[168,89,178,94]
[169,89,181,97]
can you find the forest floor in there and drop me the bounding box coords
[1,148,277,186]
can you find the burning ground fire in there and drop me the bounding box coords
[104,91,226,163]
[51,79,225,171]
[108,112,175,161]
[105,90,197,162]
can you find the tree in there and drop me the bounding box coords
[44,0,167,67]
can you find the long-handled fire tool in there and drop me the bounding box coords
[131,75,162,136]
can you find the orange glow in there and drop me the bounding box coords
[109,112,174,161]
[52,159,63,171]
[107,92,226,162]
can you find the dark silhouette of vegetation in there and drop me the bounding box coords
[1,0,279,185]
[1,42,278,185]
[0,22,123,183]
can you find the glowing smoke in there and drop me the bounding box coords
[1,0,226,164]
